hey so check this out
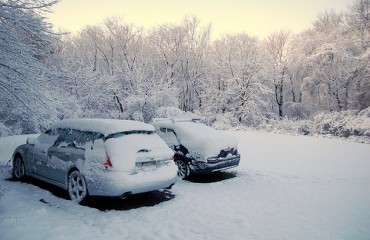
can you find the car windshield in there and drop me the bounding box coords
[105,130,154,141]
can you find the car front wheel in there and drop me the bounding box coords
[13,156,26,180]
[67,170,88,204]
[175,159,190,180]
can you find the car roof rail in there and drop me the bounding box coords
[151,118,172,123]
[152,116,203,123]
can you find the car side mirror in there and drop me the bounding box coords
[26,136,37,145]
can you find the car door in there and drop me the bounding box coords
[27,130,58,176]
[157,128,180,150]
[46,129,85,184]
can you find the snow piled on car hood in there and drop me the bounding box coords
[174,122,238,160]
[51,119,154,137]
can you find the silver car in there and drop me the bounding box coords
[11,119,178,204]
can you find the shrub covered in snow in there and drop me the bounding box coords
[211,107,370,143]
[255,118,314,136]
[313,108,370,139]
[208,113,242,130]
[0,123,11,137]
[155,107,199,119]
[283,102,311,120]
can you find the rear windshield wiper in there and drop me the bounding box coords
[105,130,154,141]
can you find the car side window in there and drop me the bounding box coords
[157,127,180,147]
[78,131,103,144]
[53,129,103,149]
[77,131,104,150]
[53,128,78,148]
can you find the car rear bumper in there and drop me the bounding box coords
[189,155,240,174]
[85,163,178,197]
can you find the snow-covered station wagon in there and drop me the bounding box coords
[11,119,178,203]
[151,117,240,179]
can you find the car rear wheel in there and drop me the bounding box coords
[175,159,190,180]
[67,170,88,204]
[13,156,26,180]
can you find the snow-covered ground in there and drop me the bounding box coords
[0,131,369,240]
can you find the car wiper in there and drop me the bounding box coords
[105,130,154,141]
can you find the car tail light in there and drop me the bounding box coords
[104,153,113,169]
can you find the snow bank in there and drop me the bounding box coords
[0,135,35,202]
[0,134,38,166]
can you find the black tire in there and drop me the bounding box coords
[174,159,190,180]
[13,156,26,180]
[67,170,88,204]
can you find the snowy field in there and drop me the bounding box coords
[0,131,369,240]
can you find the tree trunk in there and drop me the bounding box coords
[333,90,342,111]
[113,92,124,113]
[275,82,284,118]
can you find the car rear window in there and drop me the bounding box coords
[105,130,154,141]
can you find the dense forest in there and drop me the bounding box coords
[0,0,369,139]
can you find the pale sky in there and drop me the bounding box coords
[47,0,352,39]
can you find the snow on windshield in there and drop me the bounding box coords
[104,132,173,171]
[52,119,154,137]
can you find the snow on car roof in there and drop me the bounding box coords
[152,117,203,123]
[151,117,208,133]
[51,119,154,136]
[153,120,236,144]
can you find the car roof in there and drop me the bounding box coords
[51,119,154,137]
[151,117,210,133]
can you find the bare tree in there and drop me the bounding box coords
[346,0,370,50]
[263,30,291,117]
[149,24,184,86]
[208,34,271,124]
[178,16,211,112]
[314,10,344,33]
